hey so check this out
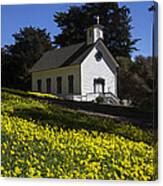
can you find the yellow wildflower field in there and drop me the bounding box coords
[1,90,158,180]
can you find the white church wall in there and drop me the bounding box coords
[81,47,117,97]
[32,65,81,96]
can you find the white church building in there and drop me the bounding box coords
[30,18,119,104]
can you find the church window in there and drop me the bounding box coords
[46,78,51,93]
[68,75,74,94]
[37,79,42,92]
[57,77,62,94]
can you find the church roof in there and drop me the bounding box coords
[30,42,94,72]
[30,39,118,73]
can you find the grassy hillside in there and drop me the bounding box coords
[1,87,61,99]
[1,89,158,180]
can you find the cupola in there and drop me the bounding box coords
[87,16,104,45]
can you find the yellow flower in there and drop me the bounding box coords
[3,142,7,149]
[10,150,15,155]
[29,167,35,176]
[0,166,4,171]
[41,155,45,160]
[15,166,21,175]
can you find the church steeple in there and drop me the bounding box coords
[87,16,104,45]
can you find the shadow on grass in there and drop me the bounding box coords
[8,104,156,145]
[2,90,156,145]
[12,105,116,133]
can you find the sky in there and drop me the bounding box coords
[1,1,154,58]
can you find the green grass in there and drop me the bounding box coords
[1,89,158,180]
[1,87,61,100]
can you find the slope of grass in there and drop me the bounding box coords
[2,87,61,100]
[1,90,158,180]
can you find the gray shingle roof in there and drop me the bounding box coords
[30,39,119,73]
[30,42,94,72]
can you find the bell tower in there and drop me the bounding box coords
[87,16,104,45]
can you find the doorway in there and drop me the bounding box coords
[94,78,105,93]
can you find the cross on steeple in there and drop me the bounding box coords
[96,15,100,24]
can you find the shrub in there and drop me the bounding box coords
[95,96,104,104]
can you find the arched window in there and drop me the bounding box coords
[95,51,102,61]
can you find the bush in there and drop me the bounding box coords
[95,96,104,104]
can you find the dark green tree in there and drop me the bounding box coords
[131,55,155,109]
[53,2,139,57]
[116,56,133,100]
[2,26,52,90]
[117,55,155,109]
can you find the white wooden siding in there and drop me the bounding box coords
[32,65,81,96]
[31,45,118,102]
[81,47,117,97]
